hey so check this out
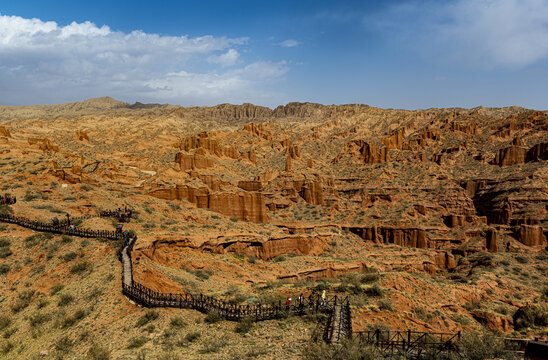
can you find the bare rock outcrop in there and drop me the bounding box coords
[345,226,428,248]
[76,131,89,141]
[486,229,498,252]
[526,142,548,162]
[28,138,59,152]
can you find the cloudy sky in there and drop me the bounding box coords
[1,0,547,109]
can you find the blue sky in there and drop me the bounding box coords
[1,0,547,109]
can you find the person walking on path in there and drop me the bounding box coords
[286,297,291,311]
[321,290,326,307]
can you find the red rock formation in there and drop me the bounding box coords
[177,133,239,159]
[175,152,214,171]
[346,226,428,248]
[286,144,300,159]
[28,138,59,152]
[526,142,548,162]
[450,122,478,135]
[517,225,546,247]
[486,229,498,252]
[382,128,405,150]
[241,149,257,164]
[492,146,527,166]
[300,181,324,205]
[444,215,466,228]
[362,142,389,164]
[243,123,272,140]
[0,126,11,138]
[285,155,292,171]
[238,180,263,192]
[307,159,313,168]
[147,185,268,223]
[76,131,89,141]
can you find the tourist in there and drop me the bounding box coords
[321,290,326,306]
[286,297,291,310]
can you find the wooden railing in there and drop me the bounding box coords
[353,329,461,357]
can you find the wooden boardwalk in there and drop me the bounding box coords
[0,206,473,353]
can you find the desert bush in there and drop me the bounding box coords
[23,190,38,201]
[378,299,394,311]
[247,254,257,264]
[272,255,286,262]
[0,205,13,216]
[302,337,380,360]
[11,290,34,313]
[70,261,90,274]
[87,343,110,360]
[0,316,11,331]
[204,311,222,324]
[169,316,186,328]
[184,331,201,343]
[513,304,548,330]
[61,251,78,262]
[365,284,383,297]
[57,293,74,307]
[61,235,73,244]
[199,338,228,354]
[29,312,51,328]
[54,335,73,353]
[234,317,254,334]
[457,331,517,360]
[360,269,380,284]
[50,283,64,295]
[0,341,13,355]
[228,293,248,305]
[136,310,159,327]
[515,255,528,264]
[0,264,10,275]
[127,335,148,349]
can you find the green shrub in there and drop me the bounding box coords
[57,293,74,307]
[29,312,51,327]
[365,284,383,297]
[0,205,13,216]
[136,310,159,327]
[61,235,73,244]
[0,341,13,355]
[302,338,380,360]
[0,264,10,275]
[234,317,254,334]
[127,336,148,349]
[184,331,201,343]
[515,255,528,264]
[169,316,186,328]
[247,254,257,264]
[360,269,380,284]
[10,290,34,313]
[54,335,73,353]
[0,316,11,331]
[50,283,64,295]
[204,312,222,324]
[199,338,228,354]
[87,344,110,360]
[378,299,394,311]
[513,304,548,330]
[61,252,77,262]
[457,332,516,360]
[272,255,286,262]
[70,261,90,274]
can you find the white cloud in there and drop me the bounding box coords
[0,13,289,106]
[207,49,239,67]
[279,39,299,48]
[367,0,548,68]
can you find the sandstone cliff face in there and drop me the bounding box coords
[177,132,239,159]
[175,152,214,171]
[243,123,272,140]
[333,140,389,164]
[345,226,428,248]
[517,225,546,247]
[526,142,548,162]
[382,128,405,150]
[147,185,268,223]
[486,229,498,252]
[492,146,527,166]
